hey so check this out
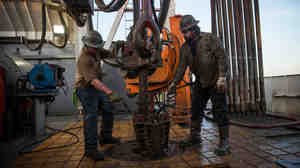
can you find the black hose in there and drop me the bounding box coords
[23,3,47,51]
[158,0,171,29]
[18,125,82,155]
[96,0,127,12]
[48,10,69,48]
[150,0,160,31]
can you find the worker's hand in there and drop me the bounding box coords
[105,89,112,95]
[108,92,121,103]
[216,77,225,93]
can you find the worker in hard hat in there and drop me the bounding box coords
[169,15,230,156]
[75,30,121,161]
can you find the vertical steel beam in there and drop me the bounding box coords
[212,0,265,114]
[133,0,140,26]
[210,0,217,35]
[254,0,266,114]
[243,0,255,113]
[233,0,247,114]
[246,0,260,114]
[227,0,240,113]
[142,0,152,17]
[215,0,223,41]
[248,0,260,115]
[221,0,234,113]
[237,0,249,115]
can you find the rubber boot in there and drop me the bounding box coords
[99,130,120,145]
[85,146,104,161]
[190,120,202,144]
[99,112,120,145]
[215,126,231,156]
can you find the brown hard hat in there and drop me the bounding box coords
[180,15,199,32]
[82,30,104,48]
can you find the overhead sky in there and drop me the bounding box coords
[93,0,300,77]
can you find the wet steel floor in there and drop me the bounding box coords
[12,114,300,168]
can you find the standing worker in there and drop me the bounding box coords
[75,30,120,161]
[169,15,230,156]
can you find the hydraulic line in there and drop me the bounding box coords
[23,2,47,51]
[157,0,171,29]
[23,0,69,50]
[150,0,160,31]
[48,10,69,48]
[19,124,82,155]
[95,0,127,12]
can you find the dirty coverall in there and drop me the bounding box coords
[75,47,114,151]
[172,32,229,152]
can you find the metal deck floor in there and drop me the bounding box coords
[12,115,300,168]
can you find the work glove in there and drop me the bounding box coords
[109,92,121,103]
[72,88,79,106]
[216,77,226,93]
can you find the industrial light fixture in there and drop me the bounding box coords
[53,25,64,34]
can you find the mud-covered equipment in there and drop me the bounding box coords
[82,31,104,49]
[180,15,199,32]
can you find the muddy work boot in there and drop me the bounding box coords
[100,121,120,145]
[190,120,202,144]
[85,149,104,161]
[215,126,231,156]
[182,120,202,145]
